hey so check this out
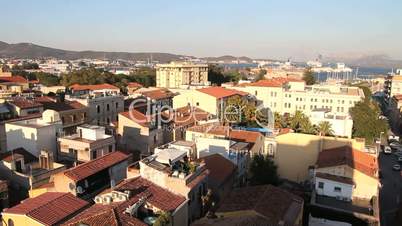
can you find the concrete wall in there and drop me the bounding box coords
[315,176,353,199]
[273,133,364,183]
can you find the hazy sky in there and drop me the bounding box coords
[1,0,401,60]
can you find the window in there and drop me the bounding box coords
[115,102,118,109]
[91,150,97,159]
[255,91,258,96]
[107,104,110,111]
[109,145,113,153]
[318,182,324,189]
[61,116,65,124]
[97,105,100,113]
[334,186,342,192]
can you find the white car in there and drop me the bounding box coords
[393,164,401,171]
[384,146,392,154]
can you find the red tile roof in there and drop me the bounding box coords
[197,154,236,186]
[197,87,248,99]
[63,177,186,226]
[316,146,378,178]
[217,185,303,225]
[64,151,130,182]
[136,88,176,100]
[3,192,89,226]
[0,75,28,84]
[70,83,120,91]
[35,96,86,112]
[8,97,43,109]
[161,106,210,127]
[187,123,262,143]
[119,109,154,127]
[127,82,143,88]
[239,77,304,87]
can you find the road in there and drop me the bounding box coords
[379,151,402,226]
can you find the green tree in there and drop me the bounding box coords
[255,69,267,81]
[300,119,316,134]
[249,155,279,186]
[317,121,334,136]
[208,64,226,85]
[302,67,316,85]
[224,96,256,126]
[350,101,388,144]
[153,211,171,226]
[290,111,308,132]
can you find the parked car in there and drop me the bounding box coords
[393,164,401,171]
[384,146,392,154]
[398,157,402,162]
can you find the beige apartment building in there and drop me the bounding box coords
[384,69,402,100]
[156,61,209,88]
[225,78,364,116]
[58,124,115,163]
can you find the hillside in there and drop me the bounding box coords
[0,41,188,62]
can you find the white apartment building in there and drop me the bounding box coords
[5,110,63,157]
[67,84,124,125]
[310,109,353,138]
[225,78,364,116]
[156,61,209,88]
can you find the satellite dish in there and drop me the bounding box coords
[76,186,84,194]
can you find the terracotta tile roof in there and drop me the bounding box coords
[315,172,354,185]
[127,82,143,88]
[136,88,176,100]
[63,177,186,226]
[8,97,43,109]
[239,78,304,87]
[161,106,210,127]
[0,147,38,164]
[316,146,378,178]
[3,192,89,226]
[187,169,209,189]
[0,75,28,83]
[64,151,130,182]
[217,185,303,226]
[35,96,86,112]
[70,83,120,91]
[119,109,155,127]
[197,154,236,186]
[197,87,248,99]
[187,123,262,143]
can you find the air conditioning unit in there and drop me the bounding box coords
[103,195,113,204]
[94,196,103,204]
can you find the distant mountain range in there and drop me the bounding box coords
[0,41,187,62]
[1,41,401,68]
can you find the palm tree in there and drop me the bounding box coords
[317,121,334,136]
[301,120,316,134]
[290,111,308,132]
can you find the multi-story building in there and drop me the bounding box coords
[0,70,29,98]
[58,124,115,163]
[7,97,44,117]
[312,146,379,221]
[118,109,167,156]
[62,177,188,226]
[225,78,364,116]
[5,110,63,157]
[173,86,250,118]
[67,84,124,126]
[309,109,353,138]
[36,96,89,134]
[128,87,176,114]
[139,148,209,222]
[156,61,209,88]
[384,69,402,101]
